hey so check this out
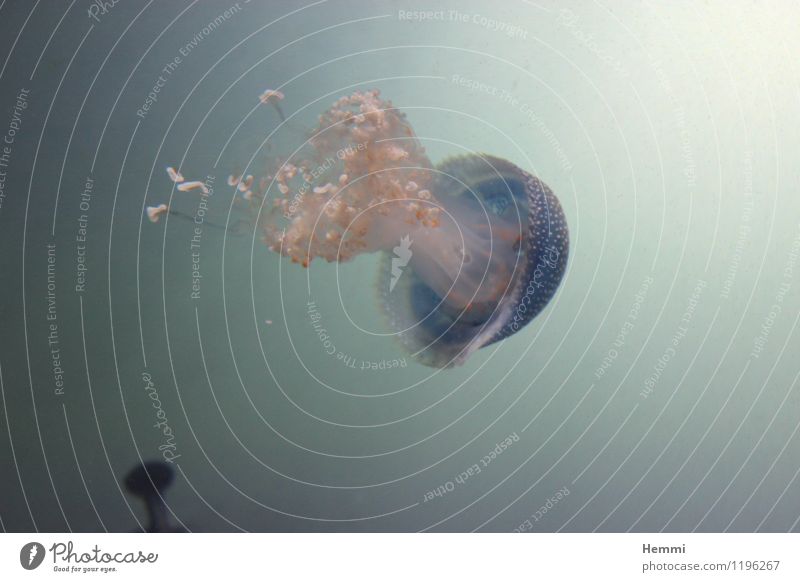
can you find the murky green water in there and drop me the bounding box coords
[0,0,798,532]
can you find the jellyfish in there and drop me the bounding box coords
[124,460,186,532]
[165,89,569,367]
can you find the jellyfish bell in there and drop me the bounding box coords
[376,154,569,367]
[125,460,174,497]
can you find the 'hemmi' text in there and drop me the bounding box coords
[643,543,686,554]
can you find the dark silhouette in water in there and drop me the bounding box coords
[124,461,186,532]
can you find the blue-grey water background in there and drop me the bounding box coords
[0,0,798,532]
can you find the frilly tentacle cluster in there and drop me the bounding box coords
[261,90,441,266]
